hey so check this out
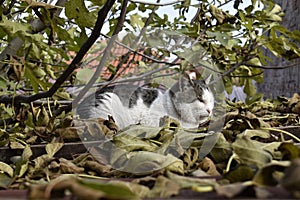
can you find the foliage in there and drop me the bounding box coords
[0,0,299,104]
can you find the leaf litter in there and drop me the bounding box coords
[0,94,300,199]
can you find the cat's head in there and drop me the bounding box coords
[169,76,214,126]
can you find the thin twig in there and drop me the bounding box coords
[228,72,263,78]
[210,54,256,84]
[247,61,300,70]
[100,33,180,66]
[217,0,235,8]
[108,4,159,81]
[69,65,176,95]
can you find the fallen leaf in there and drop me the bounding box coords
[199,157,220,176]
[253,160,290,186]
[0,173,12,189]
[232,135,273,168]
[0,161,14,177]
[224,165,254,183]
[281,159,300,191]
[57,158,85,174]
[278,142,300,160]
[82,160,112,176]
[215,182,252,198]
[147,175,180,198]
[166,171,217,189]
[121,152,184,175]
[46,141,64,158]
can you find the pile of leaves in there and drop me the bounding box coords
[1,94,300,199]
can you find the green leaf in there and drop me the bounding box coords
[244,78,256,97]
[207,133,232,163]
[0,16,30,35]
[0,161,14,177]
[0,129,9,147]
[24,65,49,93]
[247,57,262,66]
[224,165,254,183]
[232,135,273,168]
[22,145,33,161]
[166,171,217,188]
[0,76,7,89]
[79,178,148,200]
[46,142,64,158]
[207,31,230,47]
[253,161,290,186]
[65,0,96,27]
[0,173,12,189]
[278,143,300,160]
[121,152,184,174]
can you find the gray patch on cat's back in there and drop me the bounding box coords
[140,88,159,107]
[92,84,159,108]
[129,87,159,108]
[94,93,112,106]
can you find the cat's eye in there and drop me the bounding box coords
[197,96,205,103]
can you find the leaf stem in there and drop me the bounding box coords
[225,152,237,173]
[261,127,300,143]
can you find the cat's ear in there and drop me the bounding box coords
[204,74,212,85]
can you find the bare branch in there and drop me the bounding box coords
[100,35,178,66]
[228,72,263,78]
[247,61,300,70]
[107,4,159,81]
[211,56,255,84]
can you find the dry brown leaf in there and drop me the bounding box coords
[58,158,85,174]
[199,157,220,176]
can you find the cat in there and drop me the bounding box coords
[76,76,214,129]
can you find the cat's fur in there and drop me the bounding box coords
[77,77,214,129]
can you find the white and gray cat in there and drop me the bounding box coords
[77,77,214,129]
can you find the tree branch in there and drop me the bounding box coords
[107,4,159,81]
[72,0,129,108]
[0,0,116,105]
[247,61,300,70]
[100,34,177,65]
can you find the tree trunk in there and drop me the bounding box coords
[257,0,300,98]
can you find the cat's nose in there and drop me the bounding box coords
[207,109,212,115]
